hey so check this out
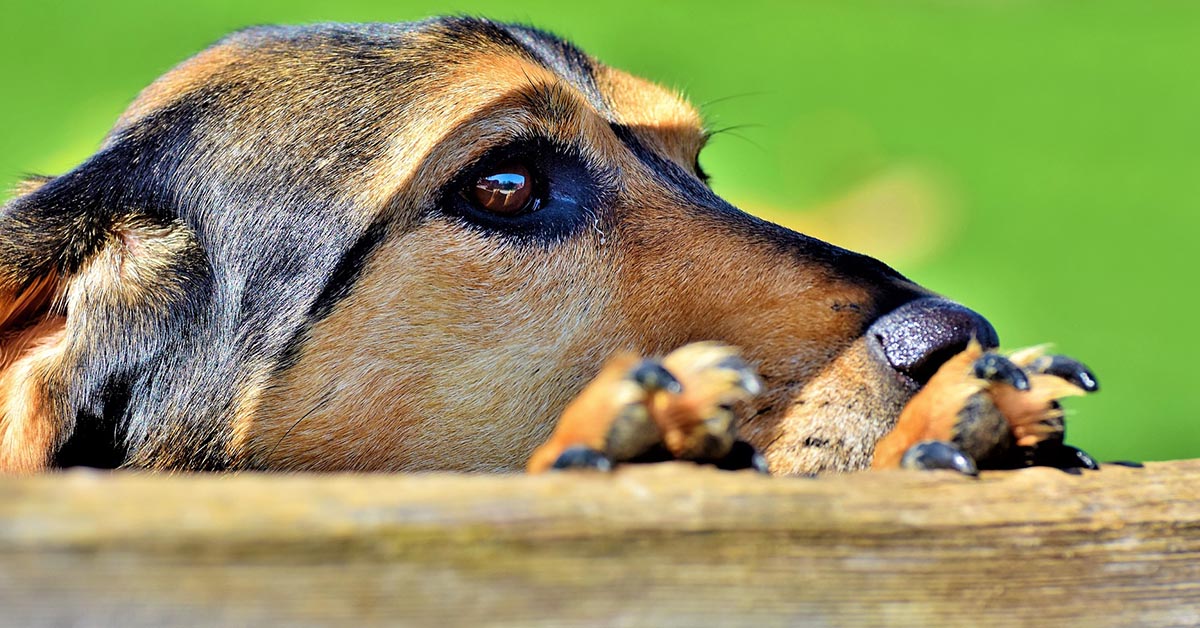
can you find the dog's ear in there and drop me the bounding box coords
[1,175,70,331]
[0,177,74,472]
[0,169,212,471]
[0,270,60,334]
[0,175,66,334]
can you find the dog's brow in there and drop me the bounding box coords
[499,24,609,115]
[431,80,611,172]
[589,65,707,168]
[517,80,592,125]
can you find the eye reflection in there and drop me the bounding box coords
[472,164,535,214]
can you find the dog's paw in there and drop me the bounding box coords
[527,342,765,474]
[526,353,679,473]
[872,342,1101,474]
[654,342,763,462]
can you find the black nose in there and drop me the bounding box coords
[867,297,999,384]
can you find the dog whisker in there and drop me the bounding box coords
[698,91,768,110]
[264,388,336,468]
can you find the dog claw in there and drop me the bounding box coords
[973,353,1030,391]
[1030,442,1100,471]
[704,439,770,474]
[550,446,613,472]
[630,359,683,394]
[1028,355,1099,393]
[872,343,1103,473]
[900,440,979,476]
[715,355,763,396]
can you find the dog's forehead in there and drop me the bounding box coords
[114,18,705,156]
[444,19,707,155]
[498,23,703,128]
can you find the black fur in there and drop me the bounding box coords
[0,17,629,469]
[309,217,393,322]
[0,17,921,470]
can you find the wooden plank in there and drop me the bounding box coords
[1,461,1198,627]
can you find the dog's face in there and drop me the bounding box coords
[0,18,996,474]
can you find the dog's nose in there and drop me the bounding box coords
[868,297,999,384]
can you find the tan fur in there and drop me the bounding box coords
[110,44,244,136]
[363,55,596,210]
[67,217,199,307]
[0,317,66,471]
[212,49,630,470]
[991,345,1085,446]
[231,52,683,470]
[871,343,1090,467]
[609,177,908,473]
[992,374,1085,447]
[654,343,755,459]
[0,273,58,331]
[231,49,914,472]
[4,22,952,473]
[10,176,53,199]
[220,37,918,472]
[594,66,707,168]
[0,177,69,471]
[243,222,626,471]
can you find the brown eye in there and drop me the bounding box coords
[471,163,536,214]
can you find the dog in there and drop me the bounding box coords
[2,17,1086,475]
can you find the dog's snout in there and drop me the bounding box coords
[868,297,999,384]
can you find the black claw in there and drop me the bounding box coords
[1073,447,1101,471]
[900,440,979,476]
[1031,355,1100,392]
[1107,460,1145,468]
[1030,442,1100,471]
[973,353,1031,391]
[715,355,764,396]
[630,359,683,394]
[551,446,613,472]
[705,440,770,474]
[625,443,675,464]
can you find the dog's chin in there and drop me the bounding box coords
[742,336,922,476]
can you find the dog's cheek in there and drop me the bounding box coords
[245,224,630,471]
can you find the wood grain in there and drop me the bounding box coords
[2,461,1198,627]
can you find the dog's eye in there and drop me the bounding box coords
[442,139,599,239]
[471,164,539,215]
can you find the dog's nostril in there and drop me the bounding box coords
[868,297,999,385]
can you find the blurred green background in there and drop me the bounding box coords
[2,1,1195,461]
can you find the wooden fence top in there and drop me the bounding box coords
[2,460,1198,626]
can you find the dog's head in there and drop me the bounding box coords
[0,18,996,473]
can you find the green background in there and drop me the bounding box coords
[2,1,1195,461]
